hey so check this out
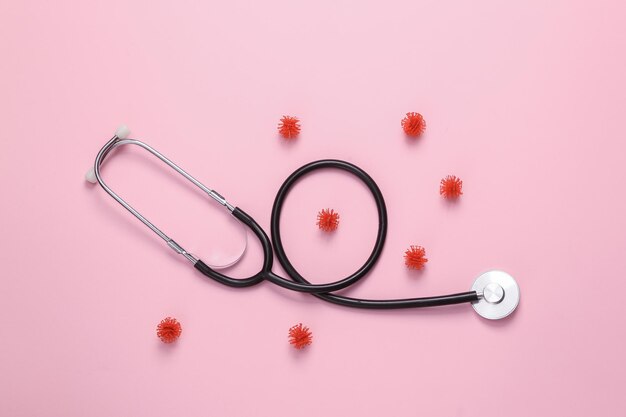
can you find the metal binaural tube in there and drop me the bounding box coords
[91,133,236,264]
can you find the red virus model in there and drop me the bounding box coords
[440,175,463,199]
[157,317,182,343]
[404,245,428,270]
[317,208,340,232]
[401,112,426,137]
[288,323,313,350]
[278,115,301,139]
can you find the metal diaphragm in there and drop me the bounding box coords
[471,270,520,320]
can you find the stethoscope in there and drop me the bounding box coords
[86,126,520,320]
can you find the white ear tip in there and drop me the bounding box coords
[85,167,97,184]
[115,125,130,139]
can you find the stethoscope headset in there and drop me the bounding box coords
[86,126,520,320]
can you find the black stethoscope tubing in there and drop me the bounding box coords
[194,159,479,309]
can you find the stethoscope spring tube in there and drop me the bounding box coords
[89,127,520,319]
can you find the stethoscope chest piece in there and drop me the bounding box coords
[471,270,520,320]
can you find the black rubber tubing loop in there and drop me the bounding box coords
[195,159,479,309]
[269,159,387,293]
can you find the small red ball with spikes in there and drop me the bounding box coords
[401,112,426,137]
[404,245,428,270]
[317,208,340,232]
[440,175,463,199]
[288,323,312,349]
[278,115,301,139]
[157,317,182,343]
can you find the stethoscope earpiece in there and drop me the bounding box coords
[85,125,131,184]
[114,124,131,140]
[470,270,520,320]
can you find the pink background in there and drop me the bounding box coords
[2,0,626,416]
